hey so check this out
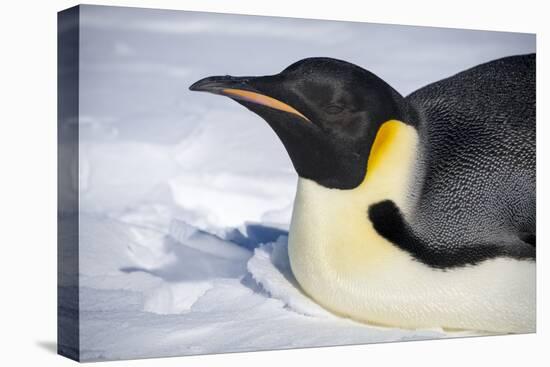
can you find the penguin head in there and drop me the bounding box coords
[190,57,413,189]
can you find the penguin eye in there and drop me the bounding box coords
[324,104,344,115]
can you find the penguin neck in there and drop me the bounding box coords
[292,119,420,210]
[359,119,419,212]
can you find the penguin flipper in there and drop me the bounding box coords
[368,200,535,269]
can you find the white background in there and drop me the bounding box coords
[0,0,547,366]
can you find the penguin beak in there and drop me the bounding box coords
[189,75,252,94]
[189,75,311,122]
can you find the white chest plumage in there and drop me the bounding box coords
[287,120,535,333]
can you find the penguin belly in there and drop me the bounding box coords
[288,178,535,333]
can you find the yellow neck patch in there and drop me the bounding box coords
[364,120,412,184]
[222,88,311,122]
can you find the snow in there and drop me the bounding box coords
[65,4,531,361]
[74,205,488,361]
[76,210,460,361]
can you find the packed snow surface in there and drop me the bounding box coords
[76,211,461,361]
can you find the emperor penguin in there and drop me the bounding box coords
[189,54,536,333]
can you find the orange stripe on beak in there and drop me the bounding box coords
[222,88,310,122]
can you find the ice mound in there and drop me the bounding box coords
[168,171,295,229]
[79,142,180,212]
[143,281,214,314]
[169,219,251,261]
